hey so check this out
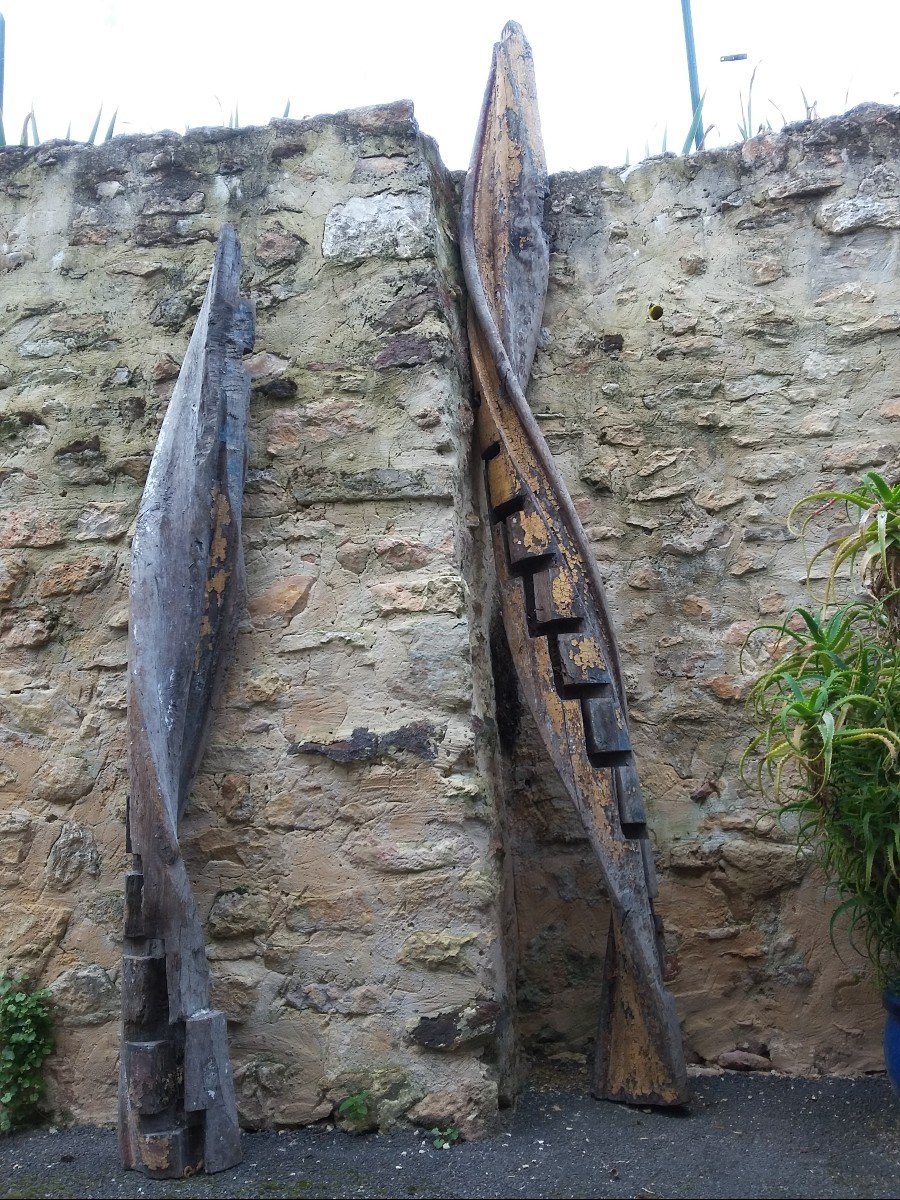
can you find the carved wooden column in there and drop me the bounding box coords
[119,225,253,1175]
[461,23,688,1106]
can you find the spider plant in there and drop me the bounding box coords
[742,471,900,992]
[791,472,900,631]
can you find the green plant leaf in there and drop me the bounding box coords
[682,91,706,156]
[87,105,103,145]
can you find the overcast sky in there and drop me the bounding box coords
[1,1,898,171]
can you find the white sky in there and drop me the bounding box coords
[1,0,898,172]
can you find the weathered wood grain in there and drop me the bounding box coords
[460,22,688,1106]
[120,225,253,1175]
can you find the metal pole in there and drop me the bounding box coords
[0,13,6,119]
[680,0,703,150]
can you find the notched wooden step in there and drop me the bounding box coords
[505,507,555,571]
[135,1127,200,1180]
[613,759,646,825]
[185,1010,243,1173]
[555,632,612,691]
[184,1010,231,1112]
[583,693,631,758]
[123,1040,176,1114]
[486,451,525,517]
[124,870,145,938]
[532,562,584,629]
[122,954,167,1027]
[487,446,528,511]
[474,394,500,455]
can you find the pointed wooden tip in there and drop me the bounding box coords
[501,19,526,41]
[499,20,534,59]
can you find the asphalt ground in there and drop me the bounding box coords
[1,1072,897,1199]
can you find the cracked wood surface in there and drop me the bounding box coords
[120,226,253,1176]
[460,21,688,1106]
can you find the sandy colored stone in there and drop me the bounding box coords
[75,503,132,542]
[0,899,72,974]
[245,351,289,380]
[816,194,900,234]
[31,753,96,805]
[797,411,838,437]
[256,225,305,267]
[0,808,35,871]
[375,536,432,571]
[758,592,787,615]
[39,554,112,597]
[626,563,659,590]
[351,836,471,873]
[407,1078,500,1141]
[371,575,463,616]
[248,574,315,622]
[397,931,478,973]
[46,822,101,889]
[736,453,805,484]
[288,982,385,1015]
[821,443,894,471]
[679,253,706,276]
[49,964,118,1026]
[209,962,266,1022]
[729,551,767,577]
[322,192,434,261]
[151,353,181,382]
[0,553,28,604]
[718,1049,774,1071]
[336,540,370,573]
[2,613,52,648]
[0,683,82,734]
[241,668,290,705]
[718,840,811,897]
[208,890,270,938]
[749,256,783,285]
[0,511,63,549]
[682,595,713,622]
[702,675,750,703]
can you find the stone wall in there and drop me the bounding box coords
[1,101,897,1130]
[510,104,900,1073]
[0,102,510,1134]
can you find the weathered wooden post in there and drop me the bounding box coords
[119,225,253,1175]
[460,22,688,1105]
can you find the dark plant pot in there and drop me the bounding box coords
[884,991,900,1094]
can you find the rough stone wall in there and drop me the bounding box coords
[0,103,510,1133]
[512,104,899,1073]
[0,102,896,1130]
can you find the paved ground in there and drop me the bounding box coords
[1,1073,898,1199]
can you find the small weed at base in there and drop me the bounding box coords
[430,1125,460,1149]
[337,1090,371,1123]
